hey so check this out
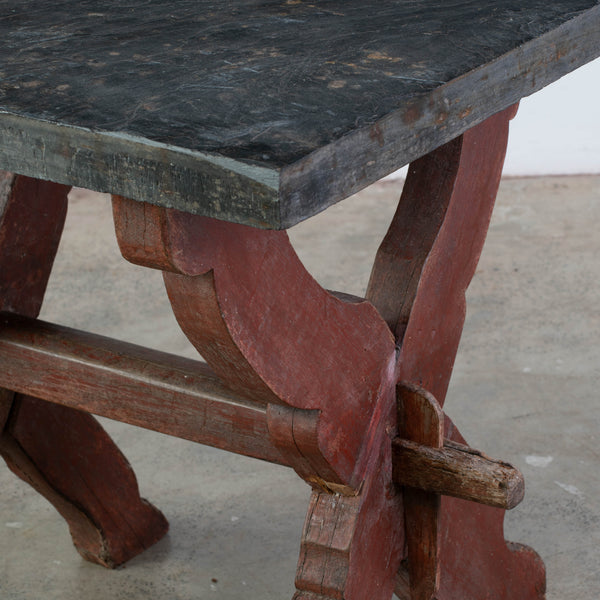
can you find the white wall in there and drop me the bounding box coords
[504,57,600,175]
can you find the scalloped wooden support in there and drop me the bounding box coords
[0,172,168,568]
[395,383,526,600]
[366,106,545,600]
[113,196,397,490]
[113,196,406,598]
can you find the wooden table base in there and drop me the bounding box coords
[0,107,546,598]
[0,173,168,567]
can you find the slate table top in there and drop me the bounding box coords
[1,1,599,228]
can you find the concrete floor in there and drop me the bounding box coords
[1,175,599,599]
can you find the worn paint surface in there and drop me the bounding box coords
[1,0,593,165]
[1,1,599,226]
[0,173,169,567]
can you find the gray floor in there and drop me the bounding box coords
[1,175,599,599]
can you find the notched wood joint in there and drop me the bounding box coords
[305,475,360,497]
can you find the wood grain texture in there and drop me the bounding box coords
[363,108,545,598]
[0,312,285,466]
[0,171,69,317]
[1,2,599,227]
[433,421,546,600]
[3,395,168,567]
[393,422,545,600]
[0,172,168,567]
[366,138,462,339]
[114,194,406,597]
[393,438,525,510]
[391,105,518,404]
[397,384,443,600]
[294,395,404,600]
[392,433,547,600]
[113,196,397,488]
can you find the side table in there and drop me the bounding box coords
[1,2,599,598]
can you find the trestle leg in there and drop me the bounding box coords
[0,172,167,567]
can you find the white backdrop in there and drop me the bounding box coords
[505,57,600,175]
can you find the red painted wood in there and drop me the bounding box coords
[435,420,546,600]
[107,106,545,598]
[0,312,285,466]
[395,426,547,600]
[294,388,404,600]
[113,196,397,489]
[397,384,443,600]
[393,105,518,404]
[113,195,405,597]
[0,104,549,598]
[366,136,463,340]
[366,107,545,599]
[0,171,69,317]
[0,172,168,567]
[4,395,168,567]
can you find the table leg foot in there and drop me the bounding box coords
[294,428,404,600]
[433,422,545,600]
[393,419,546,600]
[367,106,546,599]
[435,501,546,600]
[1,394,169,567]
[1,172,168,567]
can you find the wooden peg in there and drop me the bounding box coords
[393,437,525,510]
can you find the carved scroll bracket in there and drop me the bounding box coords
[113,197,398,489]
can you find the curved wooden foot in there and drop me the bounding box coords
[0,172,168,567]
[434,422,546,600]
[392,420,545,600]
[294,391,403,600]
[1,395,168,567]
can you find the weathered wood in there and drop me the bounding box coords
[387,105,518,404]
[394,438,525,510]
[394,420,546,600]
[0,172,168,568]
[0,419,113,562]
[398,383,443,600]
[363,107,546,599]
[294,399,404,600]
[0,312,285,466]
[3,395,168,567]
[113,195,397,489]
[0,171,69,317]
[0,169,69,424]
[113,195,405,598]
[1,2,599,227]
[366,138,462,338]
[434,421,546,600]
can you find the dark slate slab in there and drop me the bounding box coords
[1,1,599,228]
